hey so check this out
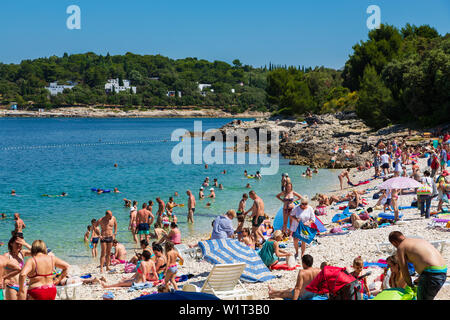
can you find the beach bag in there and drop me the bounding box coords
[287,255,296,268]
[427,157,432,167]
[306,266,362,300]
[315,206,327,216]
[417,179,432,196]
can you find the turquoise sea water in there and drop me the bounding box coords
[0,118,339,264]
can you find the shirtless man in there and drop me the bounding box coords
[13,213,25,238]
[111,240,127,263]
[89,219,101,258]
[97,210,118,273]
[389,231,447,300]
[136,203,153,242]
[0,255,22,301]
[245,191,265,244]
[236,193,248,232]
[156,197,165,226]
[187,190,196,223]
[268,254,321,300]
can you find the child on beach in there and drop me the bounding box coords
[350,257,371,299]
[84,226,91,243]
[164,241,184,291]
[240,228,256,250]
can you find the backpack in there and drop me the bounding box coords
[330,277,362,300]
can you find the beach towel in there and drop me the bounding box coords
[348,180,371,187]
[198,239,275,283]
[293,222,317,244]
[313,216,327,233]
[378,212,404,220]
[271,264,300,271]
[128,282,154,292]
[332,207,352,223]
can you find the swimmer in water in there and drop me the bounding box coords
[199,187,205,199]
[97,189,104,195]
[246,183,251,189]
[113,188,120,193]
[114,163,118,168]
[244,170,248,177]
[11,190,16,196]
[1,213,6,220]
[219,184,224,190]
[222,170,227,174]
[206,202,211,208]
[174,192,179,197]
[255,171,262,179]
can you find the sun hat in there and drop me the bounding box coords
[210,188,214,191]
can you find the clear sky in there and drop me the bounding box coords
[1,0,449,69]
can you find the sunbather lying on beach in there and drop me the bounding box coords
[100,250,157,288]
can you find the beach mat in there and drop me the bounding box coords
[271,264,300,271]
[198,239,275,283]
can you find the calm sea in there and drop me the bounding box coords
[0,117,338,264]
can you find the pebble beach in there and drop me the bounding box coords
[67,157,450,300]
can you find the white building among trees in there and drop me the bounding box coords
[105,79,137,94]
[45,82,76,95]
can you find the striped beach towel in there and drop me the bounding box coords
[198,239,276,283]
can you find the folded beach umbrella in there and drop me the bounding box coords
[377,177,422,190]
[198,239,276,283]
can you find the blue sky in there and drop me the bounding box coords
[1,0,449,69]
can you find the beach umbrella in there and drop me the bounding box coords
[133,290,220,300]
[198,239,275,283]
[377,177,422,190]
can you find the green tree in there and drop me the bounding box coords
[356,65,393,129]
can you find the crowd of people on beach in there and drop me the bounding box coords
[1,130,449,300]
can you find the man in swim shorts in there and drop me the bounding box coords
[245,191,265,244]
[13,213,25,238]
[389,231,447,300]
[98,210,117,273]
[187,190,196,224]
[136,203,153,243]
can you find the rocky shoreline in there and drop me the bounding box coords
[216,112,445,169]
[0,107,270,119]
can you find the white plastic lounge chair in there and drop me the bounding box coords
[56,282,83,300]
[182,263,253,300]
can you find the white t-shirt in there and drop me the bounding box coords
[380,154,390,165]
[289,205,315,232]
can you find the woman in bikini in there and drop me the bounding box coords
[101,250,157,288]
[338,168,352,190]
[151,243,167,280]
[164,241,184,291]
[3,235,32,300]
[276,182,302,234]
[18,240,70,300]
